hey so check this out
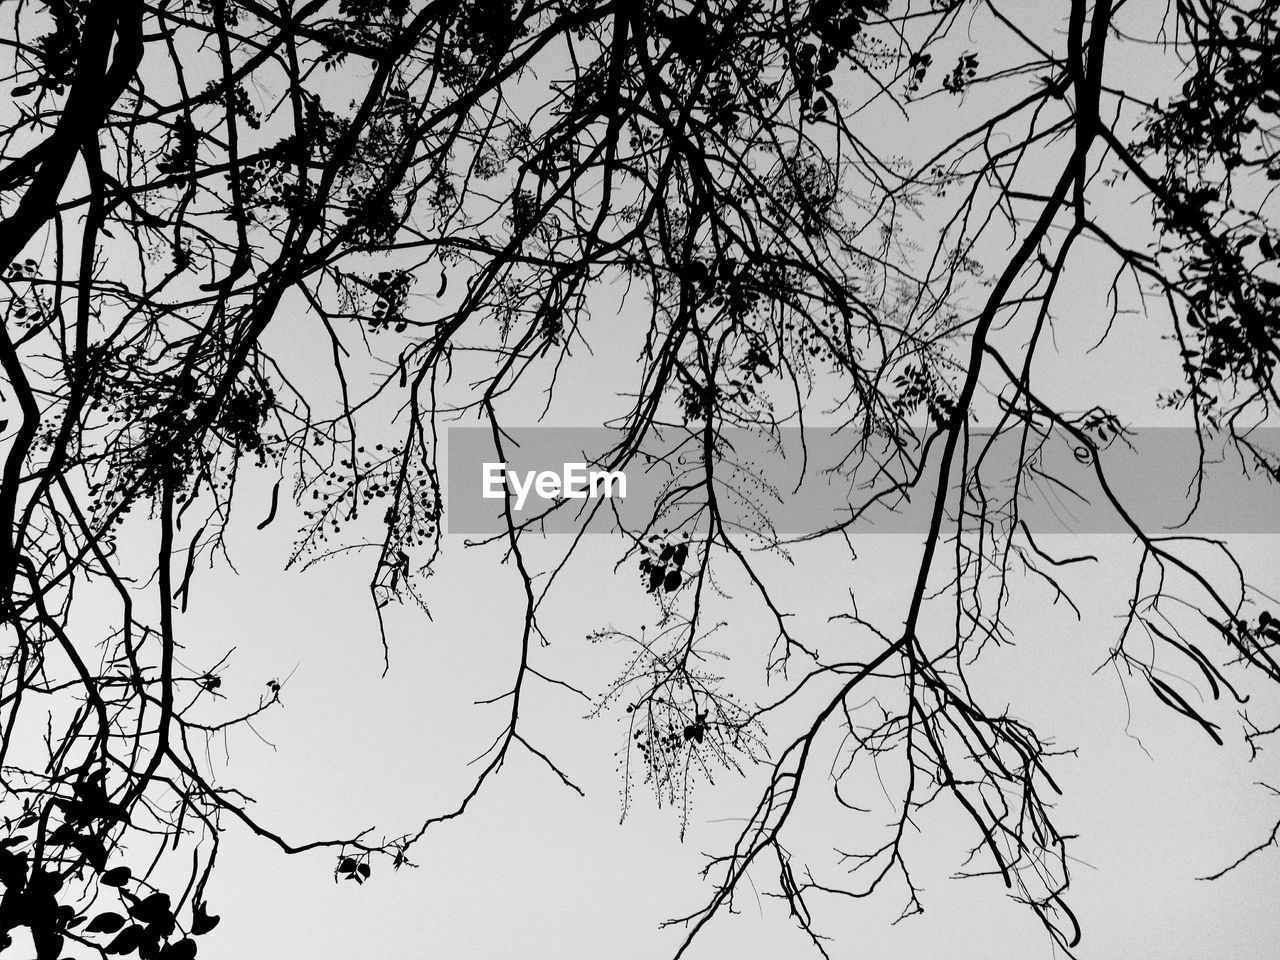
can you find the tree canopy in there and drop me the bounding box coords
[1,0,1279,957]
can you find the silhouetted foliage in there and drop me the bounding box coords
[0,0,1278,957]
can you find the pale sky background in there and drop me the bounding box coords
[185,528,1280,960]
[180,2,1280,957]
[190,236,1280,959]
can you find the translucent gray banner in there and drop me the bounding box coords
[444,426,1280,537]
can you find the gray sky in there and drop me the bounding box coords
[182,1,1280,955]
[186,529,1280,959]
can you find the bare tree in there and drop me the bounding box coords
[0,0,1278,957]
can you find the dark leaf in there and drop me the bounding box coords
[86,912,127,935]
[32,928,63,960]
[190,900,220,936]
[131,892,172,926]
[0,847,27,889]
[106,925,145,956]
[159,938,197,960]
[101,866,131,887]
[72,833,108,870]
[138,930,162,960]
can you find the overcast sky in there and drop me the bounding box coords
[174,2,1280,955]
[181,522,1280,959]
